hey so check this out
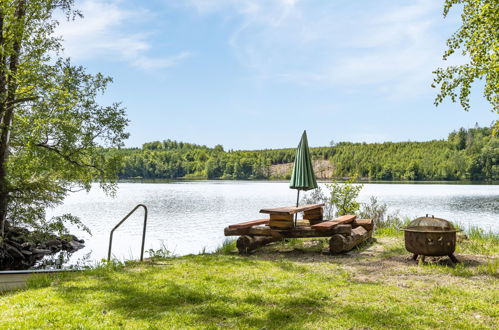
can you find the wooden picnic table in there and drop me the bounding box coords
[224,203,374,254]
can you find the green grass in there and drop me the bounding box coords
[214,238,237,255]
[0,231,497,329]
[458,226,499,256]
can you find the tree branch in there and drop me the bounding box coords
[34,143,104,175]
[6,96,38,106]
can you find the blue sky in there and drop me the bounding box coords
[57,0,497,150]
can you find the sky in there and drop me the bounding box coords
[56,0,497,150]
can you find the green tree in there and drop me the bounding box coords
[432,0,499,135]
[0,1,128,238]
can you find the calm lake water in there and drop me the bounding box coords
[46,181,498,267]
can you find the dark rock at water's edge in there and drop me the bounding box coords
[0,224,85,270]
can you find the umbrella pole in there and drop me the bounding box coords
[294,190,300,227]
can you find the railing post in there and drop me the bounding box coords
[107,204,148,262]
[140,206,148,261]
[107,231,114,262]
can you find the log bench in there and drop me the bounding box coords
[228,219,269,229]
[224,212,373,254]
[311,215,356,231]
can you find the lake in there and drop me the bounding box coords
[45,181,498,267]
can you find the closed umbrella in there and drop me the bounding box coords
[290,130,318,224]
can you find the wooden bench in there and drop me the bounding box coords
[311,215,357,231]
[228,219,269,229]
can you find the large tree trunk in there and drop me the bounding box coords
[0,0,26,237]
[0,8,6,125]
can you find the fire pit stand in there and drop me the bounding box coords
[402,215,461,264]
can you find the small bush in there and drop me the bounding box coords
[146,241,173,260]
[358,196,410,230]
[326,178,364,216]
[302,178,363,219]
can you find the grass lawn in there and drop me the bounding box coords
[0,231,497,329]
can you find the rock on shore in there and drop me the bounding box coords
[0,224,85,270]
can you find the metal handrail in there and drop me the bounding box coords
[107,204,148,262]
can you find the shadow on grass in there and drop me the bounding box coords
[31,233,496,328]
[52,271,328,328]
[41,254,442,329]
[244,237,379,264]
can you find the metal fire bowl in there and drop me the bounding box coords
[403,226,458,256]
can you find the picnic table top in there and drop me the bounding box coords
[259,203,325,215]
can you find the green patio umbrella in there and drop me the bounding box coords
[290,131,318,219]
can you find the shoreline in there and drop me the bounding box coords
[116,178,499,185]
[1,231,497,328]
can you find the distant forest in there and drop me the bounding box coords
[107,126,498,181]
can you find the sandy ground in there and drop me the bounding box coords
[243,236,498,289]
[270,160,334,179]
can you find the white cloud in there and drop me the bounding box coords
[57,0,190,70]
[180,0,464,97]
[131,51,192,70]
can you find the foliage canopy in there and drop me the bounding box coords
[0,0,128,239]
[433,0,499,135]
[113,126,498,182]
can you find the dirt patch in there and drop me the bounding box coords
[269,160,335,179]
[238,236,498,289]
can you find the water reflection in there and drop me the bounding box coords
[33,251,94,270]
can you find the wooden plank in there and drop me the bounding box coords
[311,215,356,231]
[303,208,323,224]
[248,226,273,236]
[269,214,293,221]
[304,208,323,218]
[352,219,374,231]
[224,224,352,238]
[303,208,322,216]
[268,220,293,229]
[267,224,352,237]
[269,213,293,229]
[228,219,269,229]
[311,220,341,231]
[334,215,357,223]
[304,208,323,215]
[260,203,325,215]
[296,219,311,227]
[224,226,250,236]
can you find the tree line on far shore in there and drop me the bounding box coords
[108,126,498,181]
